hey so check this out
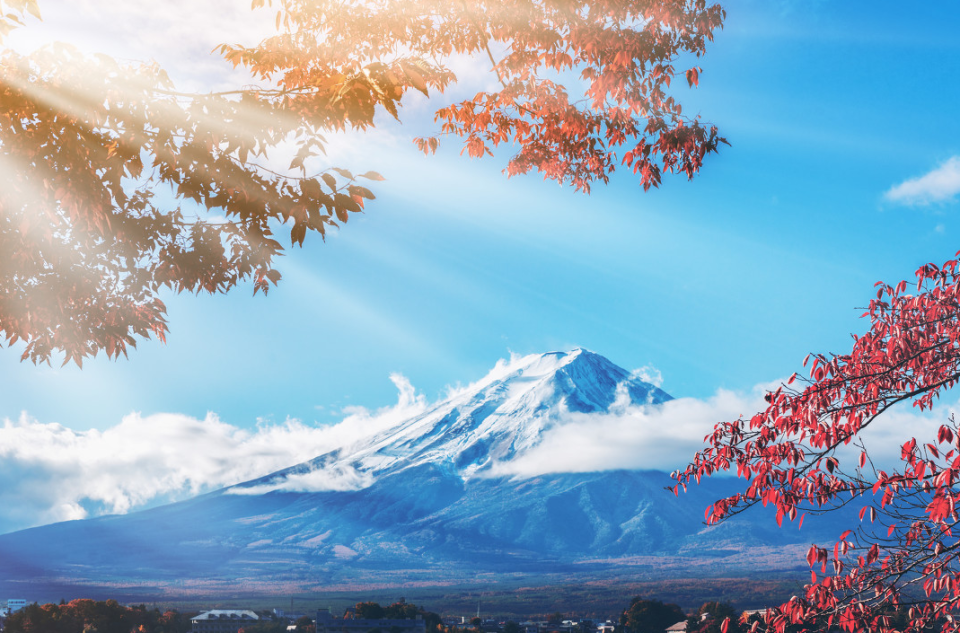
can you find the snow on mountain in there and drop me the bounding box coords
[228,349,672,494]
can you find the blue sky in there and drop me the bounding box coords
[2,0,960,531]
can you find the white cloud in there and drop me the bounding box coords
[227,464,376,496]
[631,365,664,388]
[487,379,958,479]
[835,398,955,471]
[7,0,275,92]
[885,157,960,206]
[486,383,772,477]
[0,374,425,534]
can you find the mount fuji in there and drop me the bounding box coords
[228,348,672,494]
[0,350,846,598]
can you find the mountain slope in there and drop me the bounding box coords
[0,350,849,597]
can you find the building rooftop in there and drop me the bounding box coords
[192,610,259,621]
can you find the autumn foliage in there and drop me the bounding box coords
[2,599,193,633]
[675,253,960,633]
[349,600,442,633]
[0,0,724,365]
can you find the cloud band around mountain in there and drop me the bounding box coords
[0,374,425,534]
[0,361,950,535]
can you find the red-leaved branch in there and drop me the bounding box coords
[675,254,960,633]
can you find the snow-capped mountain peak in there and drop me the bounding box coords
[230,349,672,494]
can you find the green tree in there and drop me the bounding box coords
[382,603,418,620]
[621,597,686,633]
[419,610,442,633]
[354,603,385,620]
[0,0,724,365]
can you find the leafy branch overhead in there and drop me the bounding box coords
[230,0,727,192]
[0,0,725,365]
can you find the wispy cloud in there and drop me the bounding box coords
[885,157,960,206]
[0,374,425,534]
[630,365,664,388]
[227,465,376,496]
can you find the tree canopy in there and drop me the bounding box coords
[620,596,686,633]
[353,603,386,620]
[2,599,193,633]
[0,0,724,365]
[675,253,960,633]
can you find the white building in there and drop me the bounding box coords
[6,601,26,614]
[191,610,259,633]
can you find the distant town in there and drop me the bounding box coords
[0,596,756,633]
